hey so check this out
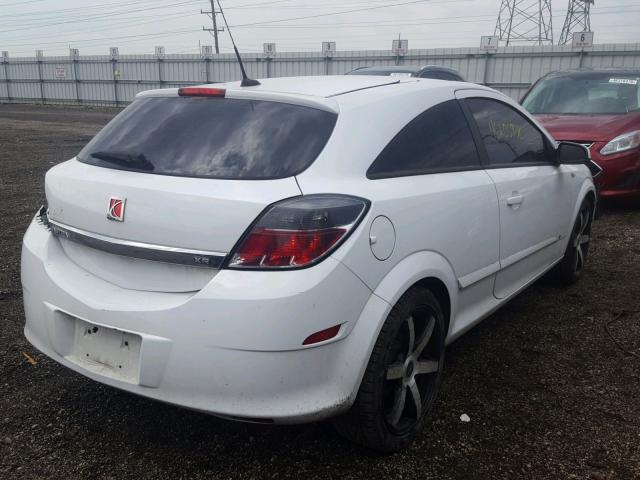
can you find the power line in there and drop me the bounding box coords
[0,14,199,46]
[227,0,437,27]
[2,28,197,49]
[0,0,172,18]
[0,0,203,33]
[225,6,640,29]
[0,0,44,6]
[3,0,640,55]
[0,0,290,20]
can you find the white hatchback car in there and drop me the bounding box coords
[22,75,597,451]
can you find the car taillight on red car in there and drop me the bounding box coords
[227,195,369,269]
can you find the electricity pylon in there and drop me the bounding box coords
[494,0,554,45]
[558,0,593,45]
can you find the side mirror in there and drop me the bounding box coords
[556,141,603,178]
[556,141,589,164]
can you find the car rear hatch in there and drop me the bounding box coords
[44,88,339,292]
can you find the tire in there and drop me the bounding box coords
[549,198,594,285]
[333,286,446,452]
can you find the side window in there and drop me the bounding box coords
[436,72,460,81]
[448,73,464,81]
[367,99,481,179]
[467,98,548,166]
[421,71,443,80]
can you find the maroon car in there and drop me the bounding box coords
[522,68,640,199]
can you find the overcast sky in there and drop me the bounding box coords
[1,0,639,57]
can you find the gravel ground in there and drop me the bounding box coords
[1,104,639,480]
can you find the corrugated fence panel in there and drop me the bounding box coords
[162,59,202,83]
[119,82,158,102]
[41,61,72,80]
[213,60,244,82]
[10,81,40,99]
[8,61,39,80]
[77,60,112,80]
[78,82,113,103]
[43,82,76,101]
[2,44,640,105]
[119,59,158,82]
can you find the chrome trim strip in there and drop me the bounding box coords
[42,210,226,269]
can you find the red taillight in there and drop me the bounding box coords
[302,324,342,346]
[177,87,226,97]
[227,195,369,270]
[232,227,346,268]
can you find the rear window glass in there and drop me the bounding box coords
[77,97,337,179]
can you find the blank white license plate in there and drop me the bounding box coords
[68,318,142,384]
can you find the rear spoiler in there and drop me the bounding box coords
[136,87,340,114]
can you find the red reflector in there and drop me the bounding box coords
[302,324,342,346]
[232,227,346,268]
[178,87,226,97]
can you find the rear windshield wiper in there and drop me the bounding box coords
[89,150,154,171]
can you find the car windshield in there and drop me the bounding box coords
[522,73,640,115]
[77,96,337,179]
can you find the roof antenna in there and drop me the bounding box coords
[216,0,260,87]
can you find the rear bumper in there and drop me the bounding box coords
[21,217,389,423]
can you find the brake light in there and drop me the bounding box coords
[177,87,226,97]
[227,195,369,269]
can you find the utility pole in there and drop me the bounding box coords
[201,0,223,54]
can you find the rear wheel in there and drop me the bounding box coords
[333,286,446,452]
[549,198,594,285]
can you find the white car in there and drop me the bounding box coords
[22,75,596,452]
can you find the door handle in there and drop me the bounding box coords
[506,194,524,206]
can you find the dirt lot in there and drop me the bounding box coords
[1,104,639,480]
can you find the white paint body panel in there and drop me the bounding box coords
[21,76,595,423]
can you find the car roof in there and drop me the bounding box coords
[348,65,460,75]
[137,75,417,113]
[350,65,421,74]
[137,75,486,114]
[223,75,411,97]
[541,67,640,80]
[140,75,410,99]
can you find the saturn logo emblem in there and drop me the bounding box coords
[107,197,126,222]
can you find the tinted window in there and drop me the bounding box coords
[421,71,461,81]
[420,71,443,80]
[522,73,640,115]
[438,72,463,81]
[367,100,480,178]
[467,98,547,166]
[78,97,337,179]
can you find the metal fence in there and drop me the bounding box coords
[1,43,640,106]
